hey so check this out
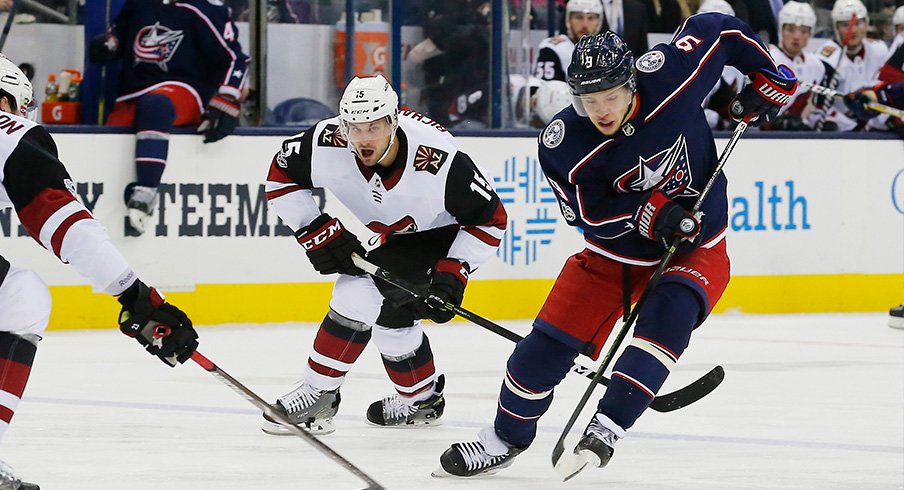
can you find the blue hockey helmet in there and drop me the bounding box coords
[566,31,636,96]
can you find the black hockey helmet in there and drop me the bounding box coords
[567,31,636,95]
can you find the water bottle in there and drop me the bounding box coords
[45,73,58,102]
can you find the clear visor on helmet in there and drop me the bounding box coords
[341,117,394,143]
[571,79,634,117]
[20,96,36,121]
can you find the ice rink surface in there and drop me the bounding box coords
[3,313,902,489]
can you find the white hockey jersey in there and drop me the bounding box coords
[769,45,827,118]
[0,113,135,294]
[534,35,575,82]
[265,111,507,269]
[818,40,889,131]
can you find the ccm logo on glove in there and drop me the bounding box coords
[299,220,344,250]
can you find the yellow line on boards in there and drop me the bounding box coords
[45,274,902,330]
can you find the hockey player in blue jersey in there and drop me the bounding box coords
[89,0,249,236]
[436,12,797,478]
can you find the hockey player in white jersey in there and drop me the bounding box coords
[533,0,603,83]
[263,75,506,434]
[765,1,830,130]
[817,0,889,131]
[0,55,198,490]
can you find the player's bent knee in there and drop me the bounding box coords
[0,268,51,337]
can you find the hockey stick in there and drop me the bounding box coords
[189,351,385,490]
[550,118,749,480]
[0,0,23,51]
[800,80,904,119]
[350,254,723,414]
[813,13,856,131]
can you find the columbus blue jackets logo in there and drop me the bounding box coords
[133,23,184,71]
[318,124,347,147]
[613,134,698,198]
[413,145,448,175]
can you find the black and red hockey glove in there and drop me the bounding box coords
[198,92,240,143]
[296,213,366,276]
[413,259,469,324]
[730,65,798,126]
[117,280,198,367]
[634,191,701,247]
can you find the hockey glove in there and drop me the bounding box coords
[412,259,468,324]
[117,280,198,367]
[198,93,240,143]
[634,191,701,247]
[730,65,798,126]
[88,33,119,63]
[843,84,893,121]
[296,213,366,276]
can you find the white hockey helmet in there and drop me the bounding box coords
[893,5,904,27]
[697,0,735,16]
[534,80,572,124]
[565,0,604,39]
[0,54,35,121]
[778,1,817,30]
[338,74,399,160]
[831,0,868,23]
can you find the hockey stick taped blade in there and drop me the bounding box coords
[648,365,725,412]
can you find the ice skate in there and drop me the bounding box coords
[260,382,340,436]
[366,374,445,427]
[125,184,158,236]
[890,304,903,329]
[0,459,39,490]
[557,412,623,480]
[432,427,522,478]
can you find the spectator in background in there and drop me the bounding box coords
[731,0,781,44]
[766,1,832,130]
[816,0,889,131]
[600,0,650,53]
[640,0,685,33]
[417,0,491,128]
[89,0,249,236]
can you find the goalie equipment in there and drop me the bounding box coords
[0,459,38,490]
[261,383,341,435]
[0,54,35,121]
[366,374,445,427]
[433,427,523,478]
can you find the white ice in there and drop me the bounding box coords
[3,313,903,489]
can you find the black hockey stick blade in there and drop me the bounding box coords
[190,351,385,490]
[648,365,725,412]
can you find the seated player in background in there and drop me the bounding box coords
[262,75,506,435]
[0,54,198,490]
[89,0,249,235]
[815,0,888,131]
[436,12,796,477]
[534,0,604,84]
[843,80,904,134]
[765,1,830,131]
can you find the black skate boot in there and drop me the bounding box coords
[890,304,903,329]
[261,382,340,435]
[366,374,445,427]
[433,427,523,478]
[0,459,39,490]
[574,412,622,469]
